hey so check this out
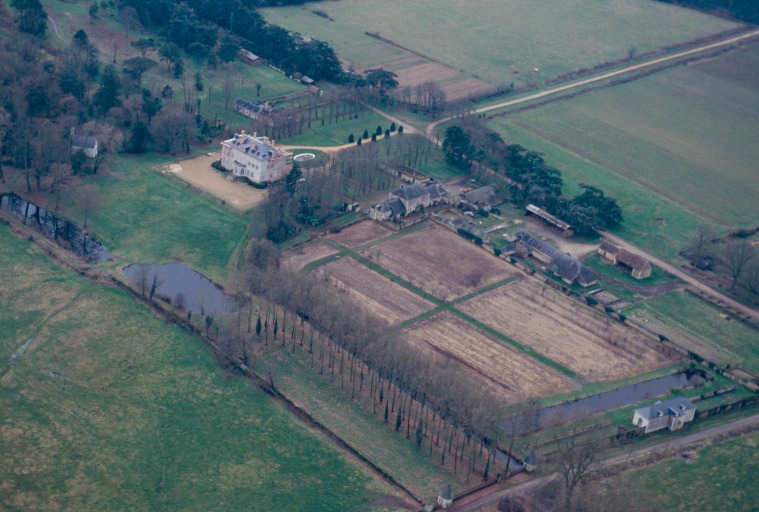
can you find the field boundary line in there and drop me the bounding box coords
[301,251,345,273]
[391,306,445,330]
[352,221,429,252]
[451,276,521,305]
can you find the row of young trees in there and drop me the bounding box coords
[210,240,525,480]
[442,118,622,234]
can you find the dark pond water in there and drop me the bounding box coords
[0,193,112,263]
[498,371,705,432]
[123,263,237,315]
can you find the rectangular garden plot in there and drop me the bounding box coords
[282,242,339,271]
[314,257,435,325]
[403,312,574,404]
[458,280,672,382]
[360,224,515,300]
[328,220,394,248]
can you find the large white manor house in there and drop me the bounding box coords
[220,130,292,184]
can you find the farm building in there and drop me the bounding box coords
[632,398,696,434]
[460,184,506,211]
[369,183,448,221]
[448,216,487,241]
[437,484,453,509]
[70,131,98,158]
[233,98,282,123]
[515,232,596,286]
[239,49,263,66]
[379,163,431,184]
[524,452,537,472]
[220,130,292,184]
[598,241,652,279]
[525,204,573,236]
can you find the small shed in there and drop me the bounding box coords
[525,204,573,236]
[71,133,98,158]
[437,484,453,509]
[239,49,263,66]
[524,452,537,472]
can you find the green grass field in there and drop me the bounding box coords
[0,225,391,511]
[628,291,759,374]
[488,42,759,261]
[263,0,737,86]
[615,430,759,511]
[280,110,390,146]
[65,153,250,283]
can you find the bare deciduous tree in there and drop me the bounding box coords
[722,240,757,289]
[76,183,101,228]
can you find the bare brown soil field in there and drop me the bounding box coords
[440,78,496,102]
[314,257,435,325]
[283,242,339,271]
[164,152,266,210]
[394,62,459,86]
[403,312,574,403]
[458,279,672,381]
[360,224,515,300]
[328,220,393,248]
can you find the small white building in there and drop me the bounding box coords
[71,132,98,158]
[220,130,291,184]
[633,397,696,434]
[437,484,453,509]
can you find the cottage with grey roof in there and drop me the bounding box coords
[70,129,98,158]
[437,484,453,509]
[633,397,695,433]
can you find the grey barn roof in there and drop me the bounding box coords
[440,484,452,500]
[635,397,695,421]
[392,183,428,201]
[71,135,97,149]
[526,204,571,231]
[516,232,596,285]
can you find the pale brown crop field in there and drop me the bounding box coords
[283,241,339,271]
[360,224,516,300]
[458,279,672,382]
[328,220,393,248]
[314,257,435,325]
[403,312,574,403]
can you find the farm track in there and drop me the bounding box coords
[425,27,759,140]
[508,119,730,226]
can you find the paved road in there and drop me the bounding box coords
[599,231,759,324]
[426,28,759,140]
[454,413,759,511]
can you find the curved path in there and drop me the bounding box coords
[426,28,759,140]
[455,413,759,511]
[47,15,66,43]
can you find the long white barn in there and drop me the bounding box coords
[220,131,291,184]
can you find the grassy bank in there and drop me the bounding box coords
[0,225,391,511]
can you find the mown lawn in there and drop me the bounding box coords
[0,225,391,511]
[263,0,737,86]
[69,153,250,283]
[616,430,759,512]
[280,110,390,147]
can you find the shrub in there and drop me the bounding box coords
[585,296,598,306]
[348,133,355,143]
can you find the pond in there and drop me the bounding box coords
[123,263,237,315]
[0,193,112,263]
[498,370,706,432]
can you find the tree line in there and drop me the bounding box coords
[255,133,437,243]
[442,118,622,234]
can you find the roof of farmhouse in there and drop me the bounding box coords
[225,131,287,160]
[635,397,695,420]
[392,183,429,201]
[601,241,650,271]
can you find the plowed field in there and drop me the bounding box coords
[328,220,393,248]
[314,257,434,325]
[403,312,574,403]
[283,242,339,271]
[458,279,671,381]
[361,225,515,300]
